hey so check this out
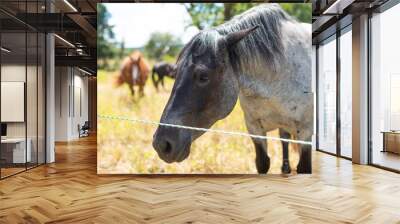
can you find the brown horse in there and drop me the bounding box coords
[116,51,150,97]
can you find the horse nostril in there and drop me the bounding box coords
[163,140,172,154]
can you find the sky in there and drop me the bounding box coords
[104,3,200,48]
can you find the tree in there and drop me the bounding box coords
[119,39,126,59]
[184,3,311,30]
[280,3,312,23]
[144,32,183,61]
[184,3,225,30]
[223,3,257,21]
[97,4,116,69]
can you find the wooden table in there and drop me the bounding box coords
[382,131,400,154]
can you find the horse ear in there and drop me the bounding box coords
[225,25,259,47]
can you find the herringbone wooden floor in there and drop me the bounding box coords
[1,135,400,223]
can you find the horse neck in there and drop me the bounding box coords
[235,54,310,100]
[236,69,275,99]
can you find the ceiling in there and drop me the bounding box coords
[312,0,393,44]
[0,0,97,75]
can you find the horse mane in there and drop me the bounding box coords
[127,51,150,75]
[177,4,294,73]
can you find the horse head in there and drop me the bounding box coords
[152,26,258,163]
[129,54,141,65]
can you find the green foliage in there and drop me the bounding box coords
[223,3,258,21]
[97,4,114,40]
[97,4,117,69]
[184,3,225,30]
[162,54,178,64]
[144,32,183,61]
[184,3,311,30]
[280,3,312,23]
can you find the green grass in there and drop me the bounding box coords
[97,69,299,174]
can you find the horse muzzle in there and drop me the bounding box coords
[152,126,191,163]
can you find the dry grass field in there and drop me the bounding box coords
[97,70,300,174]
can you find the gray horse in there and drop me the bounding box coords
[152,4,312,174]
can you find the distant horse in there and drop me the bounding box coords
[151,62,176,91]
[116,51,150,97]
[152,4,312,174]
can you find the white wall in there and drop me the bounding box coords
[1,82,25,122]
[1,63,46,164]
[1,65,38,138]
[55,66,70,141]
[72,70,89,137]
[1,65,26,144]
[1,65,26,133]
[54,67,89,141]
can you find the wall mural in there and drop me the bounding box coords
[97,3,313,174]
